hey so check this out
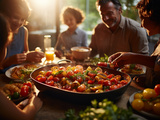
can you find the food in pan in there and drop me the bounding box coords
[34,65,129,93]
[131,84,160,116]
[11,64,38,79]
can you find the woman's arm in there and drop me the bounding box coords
[23,26,29,52]
[0,91,42,120]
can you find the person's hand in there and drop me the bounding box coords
[26,51,44,63]
[29,94,43,112]
[8,53,27,65]
[108,52,134,68]
[55,50,63,58]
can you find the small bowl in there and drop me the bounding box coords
[71,46,92,61]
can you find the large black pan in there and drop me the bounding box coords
[30,63,132,104]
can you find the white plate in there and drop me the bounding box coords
[5,64,41,81]
[5,65,24,81]
[129,91,160,119]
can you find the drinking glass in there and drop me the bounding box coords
[44,47,54,64]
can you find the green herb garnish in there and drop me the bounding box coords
[60,99,137,120]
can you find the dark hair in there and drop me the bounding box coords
[136,0,160,25]
[60,6,85,25]
[0,13,11,51]
[96,0,121,10]
[0,0,31,25]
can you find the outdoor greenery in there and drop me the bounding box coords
[63,0,139,31]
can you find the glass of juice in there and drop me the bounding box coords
[45,47,54,62]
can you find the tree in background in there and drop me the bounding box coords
[64,0,139,31]
[120,0,139,20]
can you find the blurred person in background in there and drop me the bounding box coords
[108,0,160,88]
[0,0,44,73]
[0,13,42,120]
[89,0,149,57]
[55,6,88,58]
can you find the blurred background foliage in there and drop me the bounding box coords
[27,0,139,31]
[62,0,139,31]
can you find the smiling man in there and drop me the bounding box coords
[89,0,149,57]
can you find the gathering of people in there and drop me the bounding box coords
[0,0,160,119]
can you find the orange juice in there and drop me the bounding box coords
[45,51,54,61]
[45,47,54,61]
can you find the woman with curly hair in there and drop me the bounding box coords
[108,0,160,88]
[55,6,88,58]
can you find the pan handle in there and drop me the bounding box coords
[57,59,72,64]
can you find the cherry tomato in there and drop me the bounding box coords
[117,84,122,88]
[56,72,63,78]
[20,86,29,97]
[66,71,74,78]
[154,84,160,95]
[88,72,96,78]
[134,93,143,99]
[23,81,32,88]
[97,62,108,67]
[153,103,160,115]
[109,85,118,90]
[39,76,47,82]
[103,80,111,86]
[120,80,128,86]
[131,99,144,111]
[110,78,118,85]
[76,76,83,84]
[45,70,52,77]
[64,84,72,90]
[77,84,86,92]
[98,79,104,84]
[35,75,46,82]
[88,80,95,84]
[53,77,60,82]
[47,75,54,80]
[107,74,114,79]
[75,65,83,73]
[143,101,154,112]
[143,88,157,99]
[45,80,54,86]
[35,74,43,81]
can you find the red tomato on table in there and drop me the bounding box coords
[20,86,29,97]
[154,84,160,95]
[23,81,32,88]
